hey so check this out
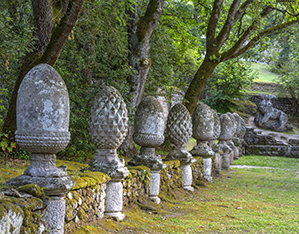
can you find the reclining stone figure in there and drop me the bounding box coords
[254,94,291,132]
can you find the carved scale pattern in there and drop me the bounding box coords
[89,86,128,149]
[15,131,70,154]
[166,103,192,147]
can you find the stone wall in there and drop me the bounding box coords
[0,185,46,234]
[65,172,110,233]
[244,127,299,158]
[250,95,298,115]
[0,157,211,234]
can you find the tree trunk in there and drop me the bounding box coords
[184,57,220,114]
[2,0,84,136]
[121,0,165,157]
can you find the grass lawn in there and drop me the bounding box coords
[250,63,281,83]
[74,156,299,234]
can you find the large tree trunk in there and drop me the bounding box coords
[121,0,165,157]
[184,57,220,114]
[3,0,84,136]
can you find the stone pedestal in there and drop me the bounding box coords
[219,141,232,170]
[148,170,162,203]
[5,64,74,234]
[88,86,129,221]
[191,103,216,182]
[43,197,66,234]
[214,152,222,175]
[105,180,125,221]
[130,96,165,204]
[129,147,165,204]
[218,113,235,169]
[191,141,214,182]
[180,163,193,191]
[203,158,212,182]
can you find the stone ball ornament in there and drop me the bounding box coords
[133,96,165,147]
[15,63,70,154]
[166,103,192,148]
[89,86,128,150]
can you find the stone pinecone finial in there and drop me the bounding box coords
[89,86,128,150]
[166,103,192,148]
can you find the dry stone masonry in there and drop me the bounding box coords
[163,103,195,191]
[6,64,75,234]
[129,96,166,204]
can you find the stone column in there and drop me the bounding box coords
[232,113,246,158]
[190,103,214,182]
[227,113,237,162]
[218,113,234,169]
[163,103,195,191]
[209,110,222,175]
[6,64,75,234]
[129,96,165,204]
[88,86,129,221]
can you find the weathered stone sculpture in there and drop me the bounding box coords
[163,103,195,191]
[218,113,235,169]
[232,113,246,158]
[209,110,222,175]
[190,102,214,182]
[6,64,75,234]
[88,86,129,221]
[227,112,237,162]
[254,94,291,132]
[129,96,165,203]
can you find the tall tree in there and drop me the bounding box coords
[184,0,299,113]
[122,0,166,155]
[3,0,84,135]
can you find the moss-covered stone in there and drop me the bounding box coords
[17,184,44,198]
[72,172,110,190]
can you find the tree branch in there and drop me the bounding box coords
[40,0,84,66]
[206,0,224,50]
[214,0,242,50]
[223,18,299,61]
[221,6,274,61]
[136,0,166,42]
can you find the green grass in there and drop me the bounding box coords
[75,156,299,233]
[251,63,281,83]
[233,155,299,170]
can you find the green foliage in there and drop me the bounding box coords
[201,59,256,113]
[145,0,202,98]
[0,132,16,157]
[55,0,130,159]
[270,26,299,103]
[0,0,34,127]
[0,89,8,129]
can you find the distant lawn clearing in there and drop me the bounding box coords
[251,63,281,83]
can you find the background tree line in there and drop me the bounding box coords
[1,0,298,159]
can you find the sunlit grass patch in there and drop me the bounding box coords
[233,155,299,169]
